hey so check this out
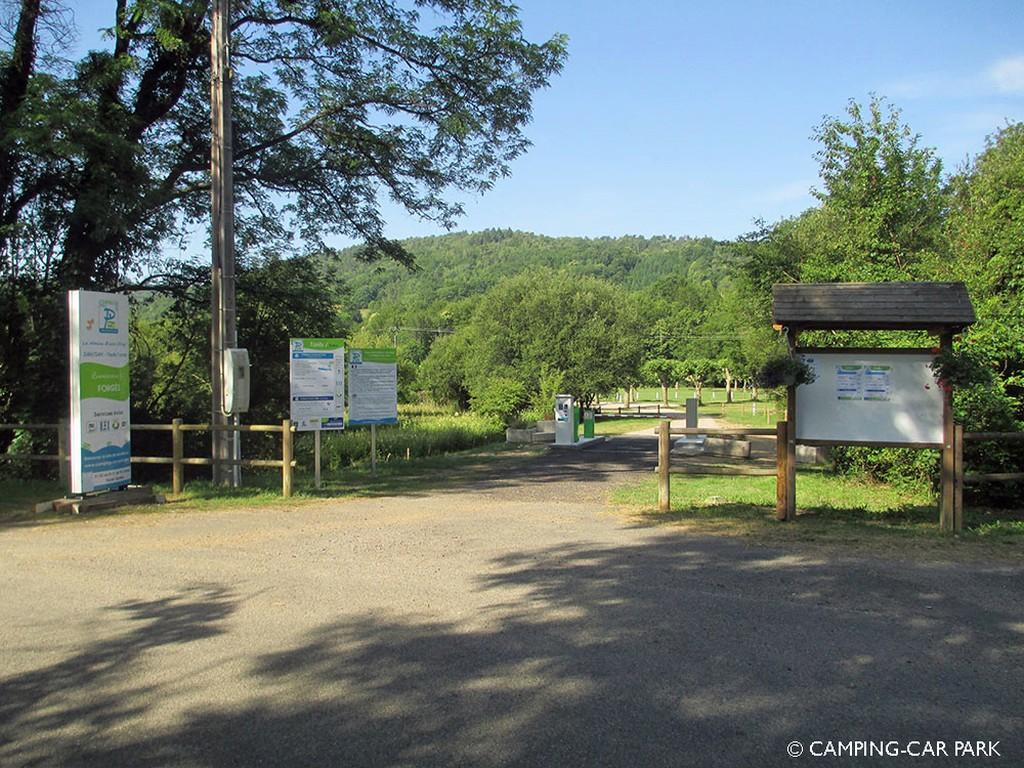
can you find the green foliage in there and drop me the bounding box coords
[639,358,685,387]
[327,231,738,311]
[808,96,947,281]
[755,356,816,388]
[831,447,940,492]
[130,255,349,427]
[929,348,993,389]
[421,269,645,412]
[314,410,503,469]
[946,123,1024,395]
[1,0,567,431]
[470,377,529,424]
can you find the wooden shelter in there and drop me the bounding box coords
[771,282,976,531]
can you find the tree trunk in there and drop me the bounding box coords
[724,368,733,403]
[0,0,41,216]
[624,387,631,407]
[661,381,669,406]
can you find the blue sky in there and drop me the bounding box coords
[69,0,1024,243]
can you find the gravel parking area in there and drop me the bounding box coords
[2,433,1022,767]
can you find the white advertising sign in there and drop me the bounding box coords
[68,290,131,493]
[289,338,346,431]
[347,348,398,426]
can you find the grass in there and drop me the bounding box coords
[0,442,546,524]
[612,470,1024,558]
[594,417,663,436]
[614,388,782,428]
[306,408,504,470]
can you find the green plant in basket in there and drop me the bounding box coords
[755,356,816,388]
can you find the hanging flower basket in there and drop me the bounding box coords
[755,356,816,389]
[929,349,992,390]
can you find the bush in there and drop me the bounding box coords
[831,446,940,492]
[469,377,528,424]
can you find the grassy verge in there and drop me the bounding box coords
[595,417,663,436]
[612,471,1023,558]
[307,409,504,470]
[0,442,546,524]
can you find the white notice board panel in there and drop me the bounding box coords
[796,351,943,446]
[348,348,398,426]
[289,338,345,431]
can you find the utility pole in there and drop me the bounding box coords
[210,0,238,485]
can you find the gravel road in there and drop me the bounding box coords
[2,432,1022,767]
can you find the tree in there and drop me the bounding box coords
[130,255,350,425]
[947,122,1024,397]
[0,0,567,428]
[640,358,684,406]
[806,96,946,282]
[421,270,644,412]
[679,358,716,405]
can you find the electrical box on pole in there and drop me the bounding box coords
[222,348,250,414]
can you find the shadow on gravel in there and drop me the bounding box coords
[0,585,237,763]
[9,539,1021,767]
[352,434,661,501]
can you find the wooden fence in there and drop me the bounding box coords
[655,420,787,518]
[0,420,297,497]
[655,420,1024,531]
[595,404,673,418]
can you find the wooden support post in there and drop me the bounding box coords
[171,418,184,495]
[658,419,670,512]
[953,423,964,532]
[785,330,800,521]
[314,430,322,490]
[57,418,69,490]
[939,333,954,531]
[775,420,788,521]
[282,419,293,498]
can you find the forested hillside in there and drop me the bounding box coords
[327,231,738,309]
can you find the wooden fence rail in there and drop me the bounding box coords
[0,420,297,498]
[655,419,790,519]
[595,404,669,417]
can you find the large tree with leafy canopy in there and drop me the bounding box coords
[0,0,567,430]
[803,95,947,283]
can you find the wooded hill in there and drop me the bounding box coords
[326,230,739,310]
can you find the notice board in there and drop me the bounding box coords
[289,338,346,431]
[348,348,398,426]
[795,350,943,447]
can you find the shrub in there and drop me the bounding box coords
[469,377,528,424]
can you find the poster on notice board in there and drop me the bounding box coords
[347,348,398,426]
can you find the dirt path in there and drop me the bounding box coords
[1,436,1022,767]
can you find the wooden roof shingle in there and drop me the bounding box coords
[772,282,975,332]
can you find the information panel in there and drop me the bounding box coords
[796,350,943,446]
[348,348,398,426]
[68,290,131,493]
[289,338,346,431]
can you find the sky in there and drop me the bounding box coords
[68,0,1024,243]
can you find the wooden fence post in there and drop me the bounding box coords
[775,420,788,521]
[57,418,69,490]
[658,419,670,512]
[282,419,293,498]
[171,418,184,495]
[954,423,964,532]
